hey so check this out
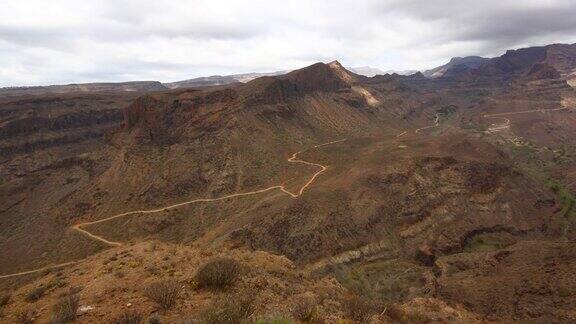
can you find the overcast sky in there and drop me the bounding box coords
[1,0,576,87]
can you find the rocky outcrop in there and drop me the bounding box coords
[526,63,561,80]
[0,109,121,140]
[242,62,353,104]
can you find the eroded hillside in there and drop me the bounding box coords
[2,44,576,323]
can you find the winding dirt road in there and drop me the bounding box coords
[0,139,346,279]
[483,107,569,133]
[415,114,440,134]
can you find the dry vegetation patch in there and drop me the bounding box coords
[144,279,180,311]
[195,258,242,290]
[200,290,256,324]
[343,294,379,323]
[112,310,143,324]
[50,293,79,324]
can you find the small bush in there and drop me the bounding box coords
[51,293,79,324]
[195,258,241,290]
[343,295,377,322]
[292,297,318,322]
[148,315,162,324]
[256,314,296,324]
[144,279,180,311]
[112,310,143,324]
[0,293,10,308]
[17,309,36,324]
[200,291,256,324]
[25,286,48,302]
[559,287,573,298]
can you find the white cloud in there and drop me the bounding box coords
[1,0,576,86]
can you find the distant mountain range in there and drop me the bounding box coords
[349,66,418,77]
[163,66,420,89]
[0,81,167,97]
[422,56,490,78]
[3,45,575,96]
[162,71,288,89]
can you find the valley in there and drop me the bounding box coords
[1,43,576,323]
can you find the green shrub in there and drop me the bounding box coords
[144,279,180,311]
[50,293,79,324]
[195,258,242,290]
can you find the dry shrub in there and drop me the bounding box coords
[17,309,36,324]
[256,314,296,324]
[343,295,377,322]
[292,296,319,322]
[0,293,10,308]
[51,293,79,324]
[386,304,429,324]
[112,310,143,324]
[25,286,48,302]
[144,279,180,311]
[200,290,256,324]
[195,258,241,290]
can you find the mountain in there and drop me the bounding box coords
[383,69,420,76]
[339,66,419,77]
[349,66,386,77]
[163,71,287,89]
[0,81,167,98]
[425,43,576,81]
[423,56,489,78]
[1,45,576,323]
[164,66,416,89]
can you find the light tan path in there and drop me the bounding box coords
[0,261,78,279]
[484,115,511,133]
[396,131,407,138]
[483,107,569,133]
[415,114,440,134]
[0,139,346,279]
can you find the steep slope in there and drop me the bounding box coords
[423,56,489,78]
[439,43,576,81]
[0,61,399,275]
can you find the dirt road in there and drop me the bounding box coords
[0,139,346,279]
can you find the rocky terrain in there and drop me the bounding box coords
[1,43,576,323]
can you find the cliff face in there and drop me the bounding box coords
[437,43,576,81]
[0,92,136,159]
[544,43,576,76]
[526,63,561,80]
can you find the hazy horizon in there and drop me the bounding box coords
[2,0,576,87]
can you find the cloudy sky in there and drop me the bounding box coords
[1,0,576,86]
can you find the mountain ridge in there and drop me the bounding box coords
[1,42,576,323]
